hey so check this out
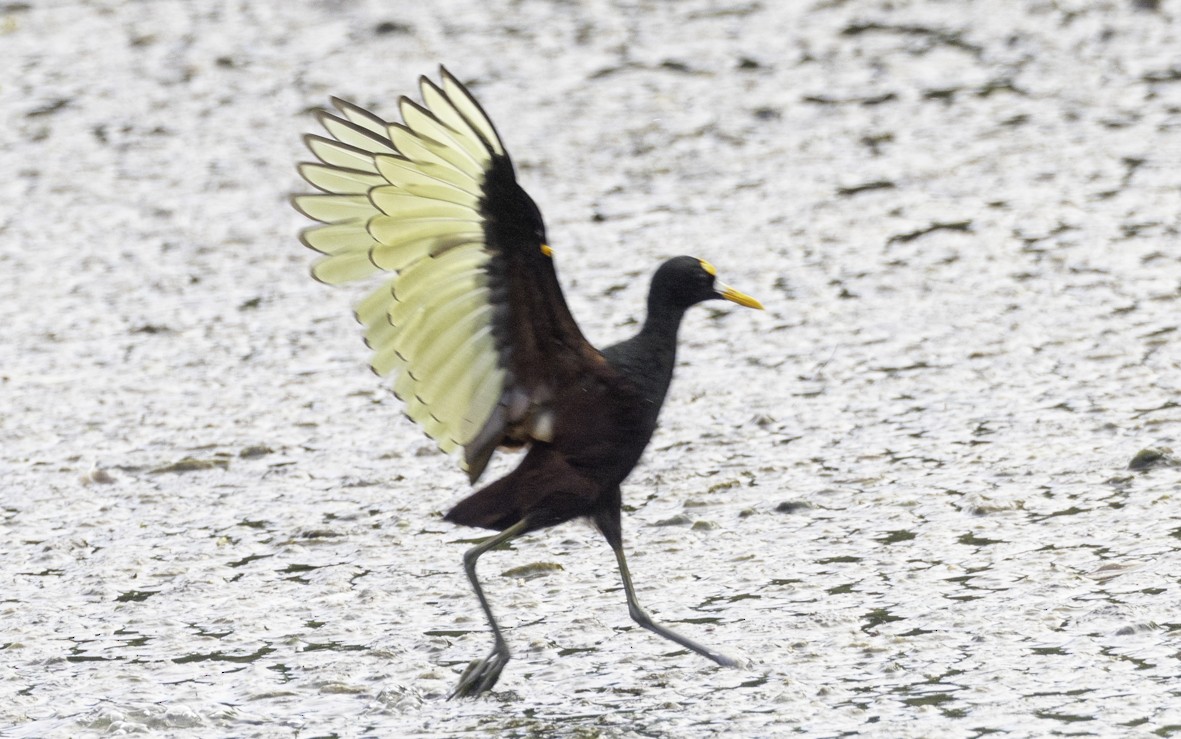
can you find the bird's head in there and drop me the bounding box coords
[650,256,764,313]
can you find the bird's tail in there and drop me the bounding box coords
[444,477,524,532]
[443,448,601,532]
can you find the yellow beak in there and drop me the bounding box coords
[718,283,764,310]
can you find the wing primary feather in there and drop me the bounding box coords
[387,265,486,327]
[370,188,479,220]
[291,194,373,224]
[368,215,482,243]
[419,76,495,165]
[300,222,377,255]
[385,122,481,189]
[373,155,481,206]
[297,162,386,194]
[371,338,407,378]
[398,295,491,372]
[303,134,381,173]
[315,110,398,155]
[398,98,486,177]
[310,251,381,285]
[330,97,391,136]
[363,309,397,350]
[355,278,397,326]
[391,245,489,302]
[417,324,496,414]
[439,67,506,158]
[406,299,492,386]
[369,234,483,273]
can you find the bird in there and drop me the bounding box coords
[292,67,763,699]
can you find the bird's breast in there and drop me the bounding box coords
[547,373,656,486]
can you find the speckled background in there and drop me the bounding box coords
[2,0,1180,736]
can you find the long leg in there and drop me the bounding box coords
[610,542,738,668]
[449,518,531,699]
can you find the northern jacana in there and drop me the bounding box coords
[293,68,763,698]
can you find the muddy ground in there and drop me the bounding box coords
[2,0,1180,736]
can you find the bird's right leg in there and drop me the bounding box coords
[610,540,739,668]
[594,504,738,668]
[449,518,531,699]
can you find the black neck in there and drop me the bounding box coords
[612,301,687,408]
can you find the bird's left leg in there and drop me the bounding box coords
[449,518,531,699]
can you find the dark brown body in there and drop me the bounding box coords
[445,329,669,542]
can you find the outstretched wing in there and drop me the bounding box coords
[293,67,602,482]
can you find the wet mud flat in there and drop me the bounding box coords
[2,0,1179,736]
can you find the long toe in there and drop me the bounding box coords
[449,649,510,699]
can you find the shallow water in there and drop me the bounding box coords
[2,0,1180,736]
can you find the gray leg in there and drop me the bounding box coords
[449,519,531,699]
[611,542,738,668]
